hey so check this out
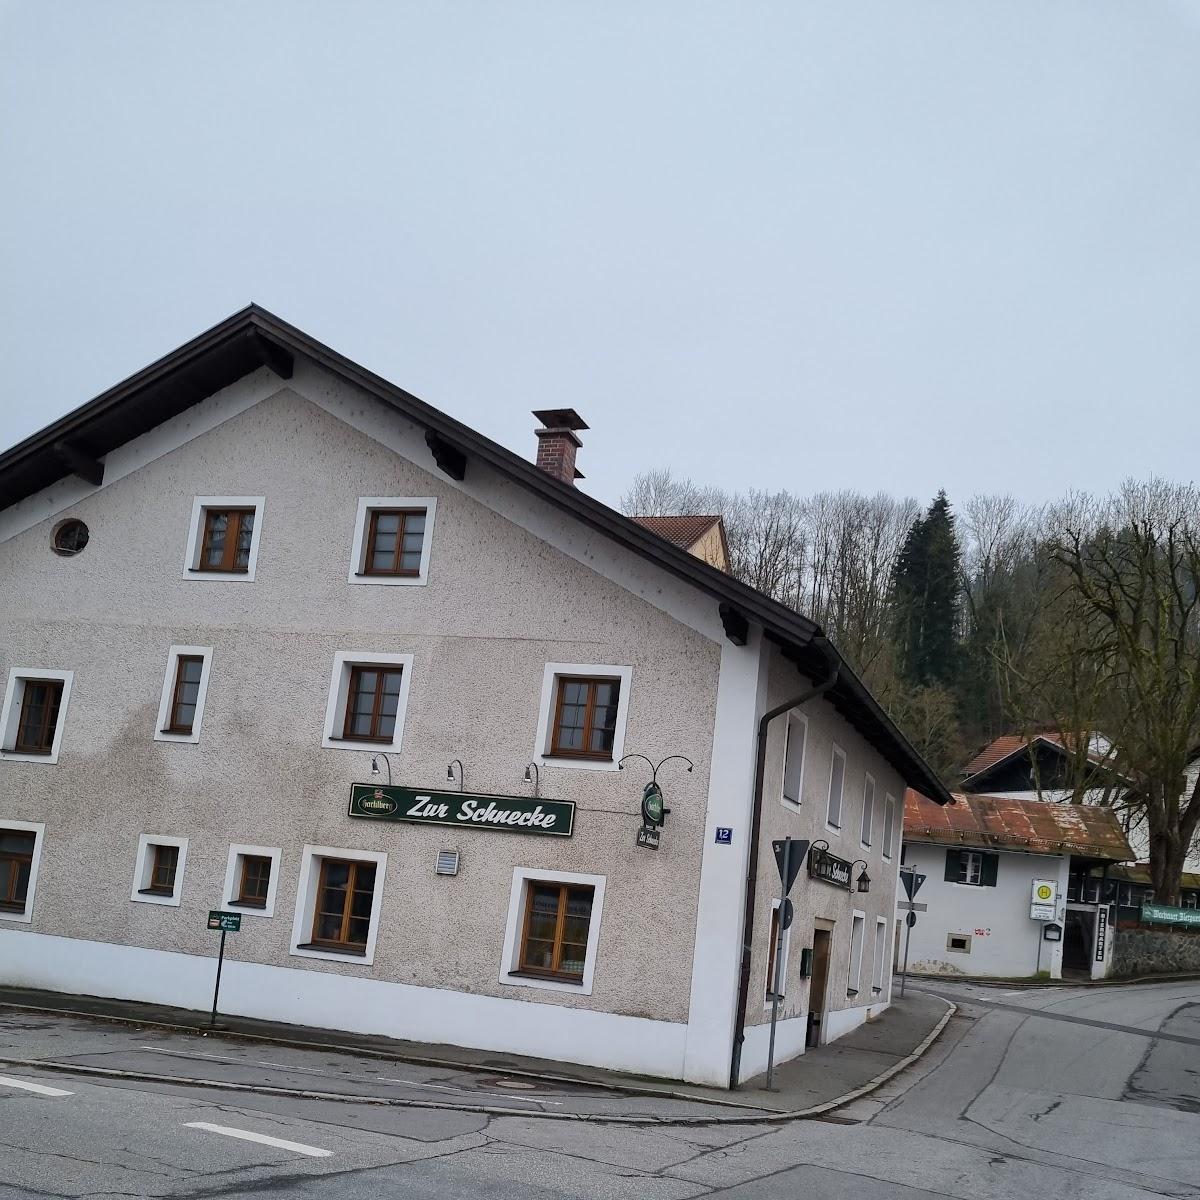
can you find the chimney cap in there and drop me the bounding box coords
[532,408,589,432]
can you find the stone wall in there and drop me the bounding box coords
[1111,926,1200,977]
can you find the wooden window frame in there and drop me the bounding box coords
[141,843,179,896]
[516,881,594,981]
[164,655,204,735]
[13,679,64,755]
[234,854,272,909]
[0,832,35,912]
[361,508,426,578]
[340,665,405,744]
[195,507,256,574]
[307,857,375,953]
[548,676,621,761]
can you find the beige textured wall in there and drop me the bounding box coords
[688,523,728,572]
[0,386,721,1023]
[746,644,907,1026]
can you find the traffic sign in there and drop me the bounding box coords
[772,838,810,895]
[906,910,917,928]
[780,898,794,931]
[900,869,926,901]
[207,911,241,932]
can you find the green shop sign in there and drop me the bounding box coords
[1141,902,1200,928]
[349,784,575,838]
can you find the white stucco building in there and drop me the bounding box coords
[0,306,951,1088]
[899,790,1133,980]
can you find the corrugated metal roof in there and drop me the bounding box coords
[904,788,1134,860]
[631,514,722,549]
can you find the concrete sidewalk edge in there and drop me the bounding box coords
[0,997,957,1126]
[906,970,1200,989]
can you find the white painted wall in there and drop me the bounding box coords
[899,843,1069,979]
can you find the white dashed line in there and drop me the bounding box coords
[0,1074,74,1097]
[184,1121,331,1157]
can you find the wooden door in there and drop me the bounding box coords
[807,927,832,1047]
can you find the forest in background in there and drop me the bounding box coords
[621,472,1200,902]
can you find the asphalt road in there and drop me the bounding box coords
[1,978,1198,1198]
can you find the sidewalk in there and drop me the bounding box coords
[0,983,953,1122]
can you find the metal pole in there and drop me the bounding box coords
[900,915,913,998]
[764,837,792,1090]
[211,928,226,1028]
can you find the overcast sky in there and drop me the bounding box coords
[2,1,1197,511]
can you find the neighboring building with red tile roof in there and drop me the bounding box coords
[960,732,1116,801]
[632,514,730,572]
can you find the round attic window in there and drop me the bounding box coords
[52,519,89,557]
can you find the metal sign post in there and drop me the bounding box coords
[898,867,924,998]
[765,837,809,1090]
[207,910,241,1028]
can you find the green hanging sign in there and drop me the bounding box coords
[349,784,575,838]
[641,781,665,828]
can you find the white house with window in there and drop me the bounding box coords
[900,789,1133,980]
[0,306,953,1088]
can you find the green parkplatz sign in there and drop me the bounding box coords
[349,784,575,838]
[1141,902,1200,928]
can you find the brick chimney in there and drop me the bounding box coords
[532,409,588,485]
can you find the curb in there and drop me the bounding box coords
[906,970,1200,989]
[0,997,957,1126]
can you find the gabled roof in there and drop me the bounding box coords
[962,731,1110,782]
[0,304,952,805]
[1108,863,1200,892]
[904,788,1133,860]
[632,514,722,549]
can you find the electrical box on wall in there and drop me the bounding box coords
[798,947,813,978]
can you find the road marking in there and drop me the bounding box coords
[185,1121,331,1158]
[380,1076,464,1092]
[0,1074,74,1097]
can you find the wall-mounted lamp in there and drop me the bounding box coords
[446,759,464,792]
[850,860,871,893]
[523,762,540,797]
[370,754,393,785]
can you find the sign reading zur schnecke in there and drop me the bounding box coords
[349,784,575,838]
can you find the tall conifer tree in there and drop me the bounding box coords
[892,491,962,687]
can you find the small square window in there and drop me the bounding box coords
[534,664,631,772]
[183,497,265,582]
[349,497,436,586]
[947,933,972,953]
[0,822,44,923]
[131,835,188,906]
[322,653,414,752]
[551,677,621,759]
[0,670,73,764]
[221,844,282,918]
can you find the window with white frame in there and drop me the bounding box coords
[0,820,45,924]
[826,746,846,830]
[154,646,214,743]
[290,845,387,964]
[222,844,282,917]
[348,497,437,585]
[882,794,897,860]
[533,663,632,771]
[847,912,865,996]
[0,669,73,764]
[781,712,807,809]
[499,867,606,995]
[860,774,875,848]
[130,835,188,906]
[871,916,888,994]
[322,652,414,752]
[182,497,265,581]
[764,898,791,1007]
